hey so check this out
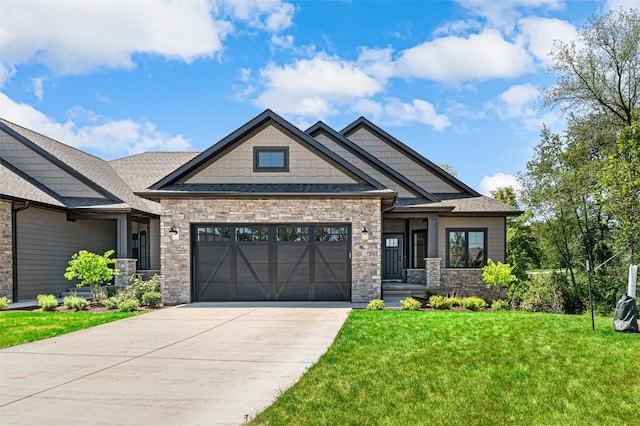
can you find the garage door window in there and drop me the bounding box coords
[315,226,349,242]
[197,226,231,242]
[278,226,309,242]
[236,226,269,241]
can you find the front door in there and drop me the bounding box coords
[383,233,404,280]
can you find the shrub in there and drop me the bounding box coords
[92,287,108,304]
[105,285,117,297]
[400,297,422,311]
[482,259,517,299]
[64,250,119,293]
[519,274,564,313]
[461,296,488,311]
[448,297,462,307]
[118,298,140,312]
[424,289,439,299]
[491,299,510,311]
[142,291,162,308]
[37,294,58,311]
[0,296,11,310]
[63,295,90,311]
[125,274,161,301]
[103,294,126,310]
[366,299,385,310]
[429,295,451,309]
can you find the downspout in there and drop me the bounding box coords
[12,201,30,302]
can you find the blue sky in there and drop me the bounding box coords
[1,0,637,194]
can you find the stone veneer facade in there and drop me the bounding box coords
[425,258,503,300]
[160,197,382,304]
[114,259,138,287]
[0,200,12,299]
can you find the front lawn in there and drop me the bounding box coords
[0,311,139,348]
[253,310,640,425]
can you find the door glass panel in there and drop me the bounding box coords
[236,226,268,242]
[315,226,348,242]
[197,226,230,242]
[413,230,426,268]
[385,238,399,248]
[277,226,309,242]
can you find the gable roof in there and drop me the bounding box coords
[307,121,439,201]
[149,109,385,192]
[340,117,481,197]
[0,118,159,215]
[0,158,65,207]
[392,196,522,216]
[109,152,199,192]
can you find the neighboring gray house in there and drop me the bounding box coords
[0,118,194,301]
[139,110,520,304]
[1,110,519,304]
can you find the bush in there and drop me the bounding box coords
[37,294,58,311]
[63,295,90,311]
[519,274,564,313]
[125,274,161,301]
[64,249,119,291]
[103,294,126,310]
[448,297,462,307]
[461,296,488,311]
[366,299,385,310]
[400,297,422,311]
[142,291,162,308]
[429,295,451,309]
[491,299,510,311]
[0,296,11,310]
[118,298,140,312]
[105,285,117,297]
[424,289,439,299]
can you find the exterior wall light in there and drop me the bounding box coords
[361,227,368,234]
[169,226,178,235]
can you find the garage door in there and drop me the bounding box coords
[193,224,351,301]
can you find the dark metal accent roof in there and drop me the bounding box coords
[148,183,380,193]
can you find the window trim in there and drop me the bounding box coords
[253,147,289,172]
[445,228,488,268]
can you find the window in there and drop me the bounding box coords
[385,238,399,248]
[278,226,309,242]
[197,226,231,242]
[236,226,269,242]
[412,230,426,268]
[254,147,288,171]
[315,226,349,242]
[446,229,486,268]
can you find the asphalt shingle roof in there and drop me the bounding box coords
[0,118,159,214]
[0,161,64,207]
[394,196,521,214]
[109,152,199,191]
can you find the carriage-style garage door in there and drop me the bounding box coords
[193,224,351,301]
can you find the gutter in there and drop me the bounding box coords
[12,201,30,302]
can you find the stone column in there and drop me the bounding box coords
[0,201,12,299]
[114,258,137,287]
[425,257,441,290]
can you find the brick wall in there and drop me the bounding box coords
[160,197,382,304]
[0,200,12,299]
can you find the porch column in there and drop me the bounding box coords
[427,215,438,257]
[425,258,441,289]
[114,259,137,287]
[116,214,131,258]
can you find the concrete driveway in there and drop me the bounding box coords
[0,302,351,425]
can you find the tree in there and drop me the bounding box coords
[64,250,119,292]
[598,115,640,264]
[482,259,517,300]
[544,8,640,127]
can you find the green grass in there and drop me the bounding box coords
[253,311,640,425]
[0,311,139,348]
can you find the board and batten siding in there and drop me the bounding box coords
[16,206,116,300]
[185,125,356,184]
[437,216,506,268]
[0,131,105,199]
[346,128,460,194]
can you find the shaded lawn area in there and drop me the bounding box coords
[0,311,139,348]
[253,310,640,425]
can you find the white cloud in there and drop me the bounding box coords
[518,17,578,64]
[454,0,564,31]
[606,0,640,11]
[32,77,46,101]
[221,0,295,32]
[270,34,295,50]
[0,0,230,80]
[395,30,535,82]
[486,83,561,130]
[253,54,383,117]
[356,47,396,82]
[478,173,522,196]
[0,92,192,158]
[381,98,451,130]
